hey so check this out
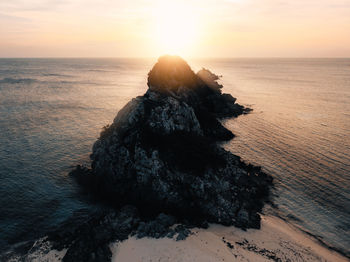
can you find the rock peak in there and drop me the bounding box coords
[75,57,270,222]
[147,55,199,92]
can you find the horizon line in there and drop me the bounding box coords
[0,56,349,59]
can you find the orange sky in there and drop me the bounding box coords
[1,0,350,58]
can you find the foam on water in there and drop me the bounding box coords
[0,58,349,256]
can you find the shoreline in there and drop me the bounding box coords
[274,213,350,260]
[110,215,349,262]
[6,214,348,262]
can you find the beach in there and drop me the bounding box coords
[111,216,348,262]
[23,215,348,262]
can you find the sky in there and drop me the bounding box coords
[0,0,350,58]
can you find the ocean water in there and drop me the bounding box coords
[0,58,349,257]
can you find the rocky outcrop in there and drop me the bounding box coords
[36,55,272,262]
[75,55,272,227]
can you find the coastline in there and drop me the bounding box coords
[14,214,348,262]
[111,215,349,262]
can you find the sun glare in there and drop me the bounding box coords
[154,1,198,56]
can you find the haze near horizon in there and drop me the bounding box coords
[1,0,350,58]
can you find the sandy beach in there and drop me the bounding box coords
[111,215,348,262]
[19,214,348,262]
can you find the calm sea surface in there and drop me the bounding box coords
[0,58,349,256]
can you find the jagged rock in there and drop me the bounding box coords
[51,55,274,261]
[135,213,177,239]
[5,56,273,262]
[80,55,272,228]
[175,224,192,238]
[197,68,223,92]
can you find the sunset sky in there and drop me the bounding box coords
[1,0,350,58]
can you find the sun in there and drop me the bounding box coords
[153,1,199,56]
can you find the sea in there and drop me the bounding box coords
[0,58,349,258]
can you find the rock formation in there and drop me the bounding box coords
[74,55,272,228]
[14,55,272,262]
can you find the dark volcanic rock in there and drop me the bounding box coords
[135,213,176,239]
[79,55,272,228]
[29,55,272,262]
[46,206,140,262]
